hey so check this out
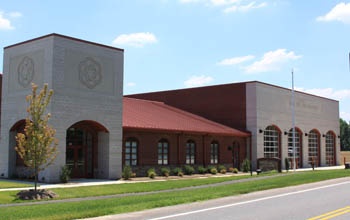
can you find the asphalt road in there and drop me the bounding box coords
[89,177,350,220]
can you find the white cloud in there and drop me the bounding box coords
[8,12,22,18]
[112,32,158,47]
[295,87,350,101]
[224,2,267,13]
[179,0,204,3]
[178,0,267,13]
[217,55,254,65]
[184,75,213,87]
[126,82,136,87]
[0,12,14,30]
[244,49,302,73]
[340,111,350,122]
[317,2,350,24]
[210,0,241,6]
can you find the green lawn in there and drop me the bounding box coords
[0,170,349,220]
[0,174,254,204]
[0,179,33,189]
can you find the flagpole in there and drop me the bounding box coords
[292,69,296,172]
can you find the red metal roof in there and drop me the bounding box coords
[123,97,250,137]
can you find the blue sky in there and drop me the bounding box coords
[1,0,350,121]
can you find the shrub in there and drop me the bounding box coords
[217,165,226,173]
[209,167,217,175]
[59,165,71,183]
[220,168,227,174]
[207,165,215,173]
[210,168,218,174]
[172,167,183,176]
[197,166,207,174]
[232,168,239,173]
[183,165,195,175]
[241,159,251,173]
[160,167,170,177]
[122,165,132,180]
[147,168,157,179]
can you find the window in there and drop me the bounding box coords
[288,128,301,167]
[308,130,319,165]
[125,138,138,166]
[158,139,169,165]
[325,131,335,166]
[210,141,219,164]
[186,140,196,164]
[263,125,280,158]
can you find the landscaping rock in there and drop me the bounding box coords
[16,189,58,200]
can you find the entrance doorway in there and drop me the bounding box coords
[232,142,240,169]
[66,121,107,178]
[66,145,87,178]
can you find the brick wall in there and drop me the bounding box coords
[126,83,247,131]
[123,129,247,176]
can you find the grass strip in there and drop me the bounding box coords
[0,180,33,189]
[0,170,349,220]
[0,174,254,204]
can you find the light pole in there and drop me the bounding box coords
[292,69,296,171]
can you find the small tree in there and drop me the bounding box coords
[15,83,58,192]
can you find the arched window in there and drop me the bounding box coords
[124,138,138,166]
[288,128,302,168]
[158,139,169,165]
[263,125,280,158]
[186,140,196,164]
[308,130,320,166]
[210,141,219,164]
[325,131,336,166]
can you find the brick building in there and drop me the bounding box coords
[128,81,340,170]
[0,34,340,182]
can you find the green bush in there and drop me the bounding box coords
[232,168,239,173]
[59,165,71,183]
[197,166,207,174]
[183,165,195,175]
[210,167,217,175]
[241,159,251,173]
[160,167,170,177]
[172,167,183,176]
[217,165,226,173]
[122,165,132,180]
[206,165,213,173]
[147,168,157,179]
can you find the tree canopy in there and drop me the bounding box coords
[340,118,350,151]
[15,83,58,191]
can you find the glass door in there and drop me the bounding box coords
[66,145,85,178]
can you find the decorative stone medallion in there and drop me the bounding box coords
[78,57,102,89]
[17,56,35,87]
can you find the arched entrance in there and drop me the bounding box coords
[9,120,27,178]
[66,120,108,178]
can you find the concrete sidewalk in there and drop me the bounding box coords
[0,178,139,192]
